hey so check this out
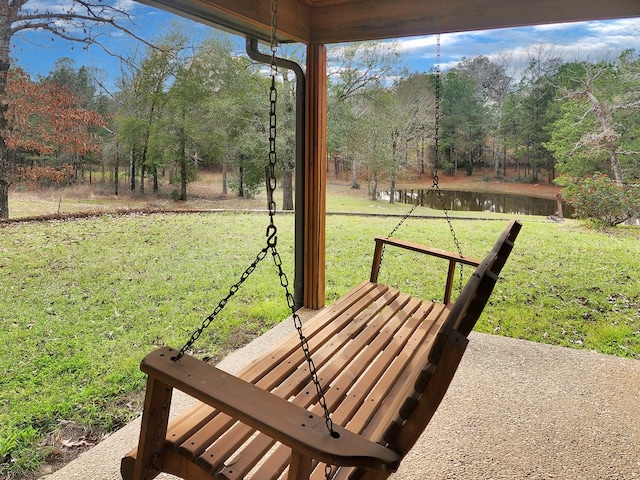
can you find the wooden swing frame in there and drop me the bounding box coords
[122,219,521,480]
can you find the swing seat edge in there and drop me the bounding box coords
[142,346,401,470]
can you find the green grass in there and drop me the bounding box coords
[324,216,640,358]
[1,211,639,477]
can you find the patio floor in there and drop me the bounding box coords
[43,310,640,480]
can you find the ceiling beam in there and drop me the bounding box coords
[134,0,311,43]
[310,0,640,43]
[136,0,640,45]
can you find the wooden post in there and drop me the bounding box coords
[287,451,313,479]
[443,260,456,304]
[304,44,327,309]
[370,238,385,283]
[130,376,172,480]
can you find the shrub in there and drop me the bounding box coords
[23,163,75,190]
[556,173,640,226]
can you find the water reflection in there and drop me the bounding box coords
[379,189,574,217]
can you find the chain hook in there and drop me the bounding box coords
[266,223,277,247]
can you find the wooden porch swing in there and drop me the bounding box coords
[122,219,520,480]
[122,4,522,478]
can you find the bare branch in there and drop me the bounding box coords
[11,2,159,52]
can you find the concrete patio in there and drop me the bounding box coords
[43,313,640,480]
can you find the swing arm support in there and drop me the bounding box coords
[370,236,481,304]
[138,347,400,473]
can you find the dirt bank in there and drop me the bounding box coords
[396,170,561,201]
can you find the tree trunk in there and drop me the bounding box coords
[418,132,425,175]
[0,35,10,219]
[555,192,564,219]
[369,173,378,201]
[389,175,396,204]
[179,129,187,201]
[0,179,8,219]
[152,165,159,193]
[114,147,120,196]
[282,169,294,210]
[129,149,136,192]
[609,149,624,186]
[238,166,244,197]
[503,145,507,177]
[351,160,358,189]
[222,164,228,195]
[180,160,187,201]
[140,163,146,193]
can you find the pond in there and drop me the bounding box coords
[379,189,574,218]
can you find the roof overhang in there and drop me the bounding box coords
[135,0,640,44]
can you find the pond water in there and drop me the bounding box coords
[379,189,574,218]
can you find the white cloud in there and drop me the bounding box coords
[586,18,640,35]
[398,18,640,74]
[532,21,585,32]
[113,0,138,12]
[396,37,437,52]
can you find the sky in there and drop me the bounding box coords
[11,1,640,92]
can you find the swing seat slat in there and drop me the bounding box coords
[122,220,521,480]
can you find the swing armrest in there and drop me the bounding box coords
[141,347,401,472]
[371,236,481,303]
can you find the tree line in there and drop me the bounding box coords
[328,42,640,202]
[2,23,640,219]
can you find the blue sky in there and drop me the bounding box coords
[400,18,640,73]
[12,1,640,91]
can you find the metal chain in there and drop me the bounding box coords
[172,246,270,362]
[434,34,441,174]
[377,36,443,267]
[269,244,335,436]
[432,33,464,294]
[173,0,281,363]
[377,201,418,271]
[266,2,337,475]
[386,202,419,239]
[178,4,336,479]
[171,5,334,479]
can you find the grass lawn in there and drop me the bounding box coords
[1,190,639,478]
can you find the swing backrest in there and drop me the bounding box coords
[368,219,522,460]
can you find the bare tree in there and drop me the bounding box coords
[0,0,154,219]
[327,41,402,187]
[554,54,640,185]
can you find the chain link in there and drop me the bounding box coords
[435,33,440,171]
[269,245,335,436]
[378,201,418,269]
[429,178,465,294]
[172,246,270,362]
[264,0,337,457]
[432,33,465,294]
[174,2,337,478]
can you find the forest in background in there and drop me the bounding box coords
[2,27,640,220]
